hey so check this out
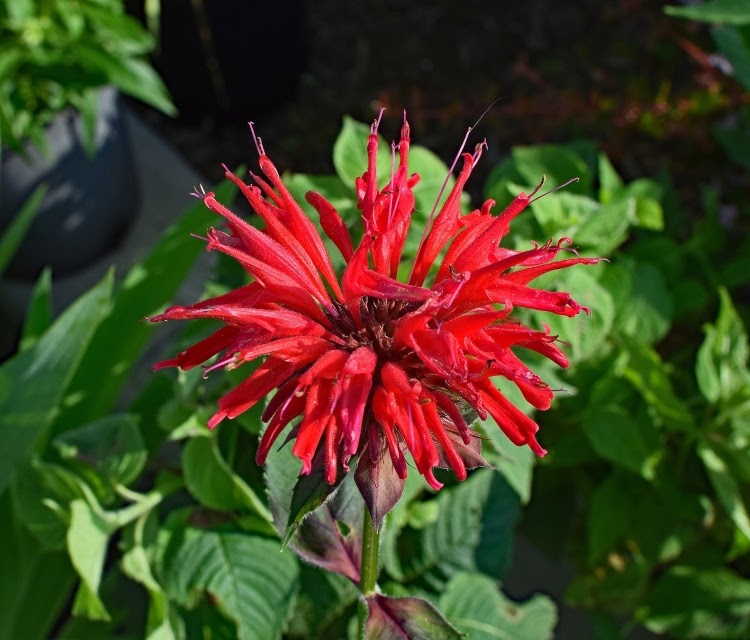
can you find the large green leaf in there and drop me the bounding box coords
[440,572,558,640]
[0,271,113,494]
[0,492,76,640]
[582,405,661,480]
[182,432,272,524]
[161,528,299,640]
[383,470,519,587]
[49,178,238,434]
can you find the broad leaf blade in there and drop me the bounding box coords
[0,271,113,494]
[440,572,558,640]
[161,528,299,640]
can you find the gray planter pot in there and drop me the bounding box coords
[0,86,139,280]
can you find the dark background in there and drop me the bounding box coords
[126,0,747,209]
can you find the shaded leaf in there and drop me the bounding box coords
[696,288,750,404]
[697,440,750,541]
[0,271,113,494]
[161,528,299,640]
[440,572,557,640]
[182,433,272,523]
[638,566,750,639]
[53,414,147,495]
[0,492,76,640]
[11,459,84,549]
[582,406,661,480]
[617,336,695,431]
[384,470,519,587]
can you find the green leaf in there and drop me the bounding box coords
[161,528,299,640]
[0,271,113,494]
[665,1,750,26]
[617,336,695,431]
[713,120,750,170]
[0,492,76,640]
[74,42,176,115]
[697,440,750,541]
[633,196,664,230]
[587,474,636,564]
[81,4,155,55]
[287,566,357,638]
[121,543,179,640]
[638,566,750,638]
[474,415,535,503]
[611,261,673,345]
[713,24,750,92]
[67,499,117,621]
[696,288,750,404]
[50,177,238,433]
[367,594,463,640]
[526,191,599,239]
[511,144,592,195]
[574,196,634,254]
[11,458,84,549]
[383,470,519,586]
[182,433,272,523]
[53,414,147,496]
[440,571,557,640]
[0,183,47,278]
[583,406,661,480]
[332,116,391,187]
[19,267,53,351]
[597,153,624,202]
[540,268,615,364]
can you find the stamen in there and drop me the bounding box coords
[529,177,579,204]
[248,121,265,156]
[190,184,207,199]
[372,107,385,134]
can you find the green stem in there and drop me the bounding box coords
[358,506,380,639]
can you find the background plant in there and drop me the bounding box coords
[0,0,174,154]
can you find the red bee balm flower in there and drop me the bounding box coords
[152,115,600,521]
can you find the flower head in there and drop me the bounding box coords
[152,114,599,520]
